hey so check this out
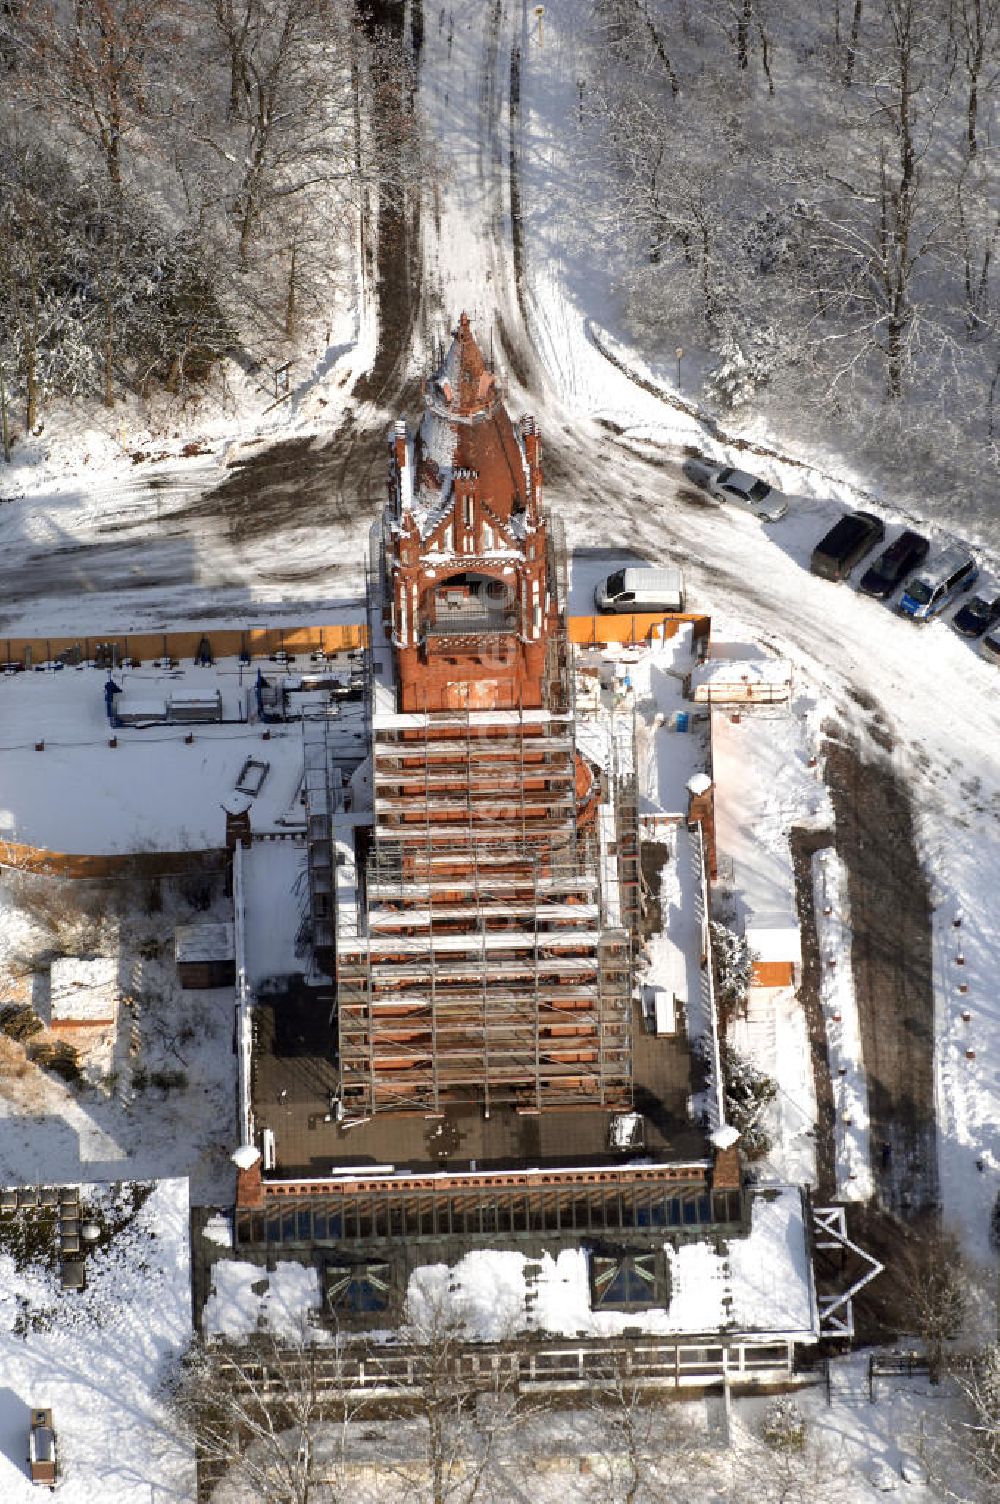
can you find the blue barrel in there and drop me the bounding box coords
[676,710,690,733]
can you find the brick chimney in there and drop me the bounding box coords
[712,1143,741,1191]
[233,1145,264,1208]
[686,773,717,880]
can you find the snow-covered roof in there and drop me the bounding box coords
[710,705,802,957]
[49,957,118,1023]
[240,839,308,988]
[691,655,792,703]
[402,1187,817,1343]
[203,1259,321,1340]
[174,922,234,965]
[0,660,310,854]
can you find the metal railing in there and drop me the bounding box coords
[421,604,520,637]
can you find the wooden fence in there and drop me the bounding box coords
[0,613,710,669]
[0,841,226,879]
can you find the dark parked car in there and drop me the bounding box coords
[952,589,1000,638]
[857,529,930,599]
[810,511,885,581]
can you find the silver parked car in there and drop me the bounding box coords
[683,459,788,522]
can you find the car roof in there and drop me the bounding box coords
[913,544,977,581]
[883,528,926,554]
[822,512,872,540]
[718,469,760,490]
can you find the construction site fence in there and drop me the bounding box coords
[0,614,711,669]
[0,840,226,879]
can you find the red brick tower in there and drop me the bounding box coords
[388,312,552,712]
[334,316,634,1117]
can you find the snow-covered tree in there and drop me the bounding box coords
[709,920,755,1020]
[761,1396,806,1452]
[720,1047,776,1159]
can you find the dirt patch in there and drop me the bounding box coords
[353,1,422,404]
[495,310,531,390]
[789,826,837,1202]
[846,1202,941,1343]
[640,839,669,939]
[823,730,937,1221]
[677,487,718,510]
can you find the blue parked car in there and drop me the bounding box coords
[898,545,978,621]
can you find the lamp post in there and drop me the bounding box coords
[675,346,683,390]
[535,5,544,46]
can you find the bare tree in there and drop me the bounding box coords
[725,1413,853,1504]
[584,1353,713,1503]
[901,1229,968,1382]
[397,1289,537,1504]
[952,1343,1000,1497]
[951,0,1000,157]
[12,0,182,192]
[168,1322,364,1504]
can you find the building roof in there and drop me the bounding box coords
[710,706,802,961]
[174,922,235,965]
[414,314,531,526]
[400,1186,818,1342]
[49,957,118,1023]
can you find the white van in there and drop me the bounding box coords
[594,566,686,614]
[898,545,978,621]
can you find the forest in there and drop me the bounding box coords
[584,1,1000,524]
[2,1,1000,530]
[0,0,414,426]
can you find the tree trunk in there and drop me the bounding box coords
[429,1403,445,1504]
[844,0,863,85]
[737,0,752,69]
[25,349,37,430]
[285,243,298,336]
[700,221,716,333]
[104,313,115,408]
[25,263,38,430]
[757,18,774,94]
[230,47,244,118]
[886,313,905,398]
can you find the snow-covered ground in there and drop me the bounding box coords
[0,874,238,1203]
[0,1178,194,1502]
[814,850,874,1202]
